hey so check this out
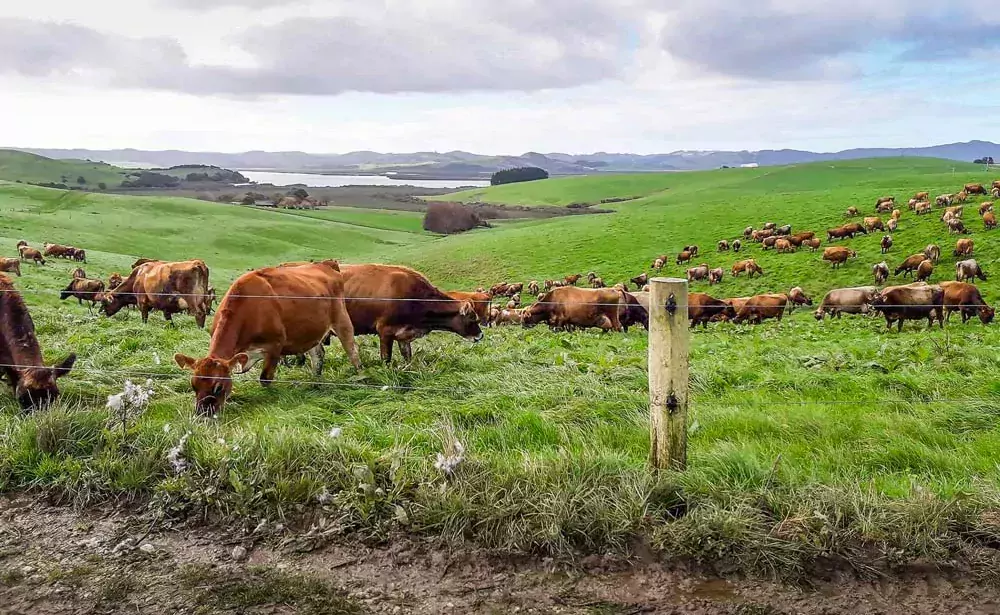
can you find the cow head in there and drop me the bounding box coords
[789,287,813,306]
[101,292,128,317]
[14,355,76,410]
[174,353,250,415]
[979,306,995,324]
[814,307,826,321]
[521,298,550,328]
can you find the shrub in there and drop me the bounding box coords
[423,202,486,234]
[97,182,107,190]
[121,172,180,189]
[490,166,549,186]
[288,187,309,200]
[241,193,256,205]
[76,176,87,185]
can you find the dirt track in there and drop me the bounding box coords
[1,495,998,614]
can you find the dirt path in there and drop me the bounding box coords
[1,495,998,614]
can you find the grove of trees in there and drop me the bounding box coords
[490,166,549,186]
[423,202,487,234]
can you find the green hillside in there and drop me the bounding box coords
[2,158,1000,576]
[0,149,128,187]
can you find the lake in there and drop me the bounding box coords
[240,171,490,189]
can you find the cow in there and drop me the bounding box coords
[872,261,889,285]
[939,281,994,324]
[979,202,994,216]
[994,187,1000,199]
[18,246,44,265]
[339,264,483,363]
[803,238,822,251]
[956,259,987,283]
[924,244,941,263]
[708,267,724,285]
[891,209,901,221]
[506,293,522,309]
[732,239,742,253]
[864,217,885,232]
[174,261,360,415]
[944,205,964,218]
[776,224,791,236]
[907,199,919,211]
[108,272,124,290]
[0,258,21,277]
[490,283,511,296]
[954,238,974,256]
[507,283,524,295]
[942,210,956,224]
[985,211,997,230]
[814,286,881,320]
[676,251,692,265]
[914,191,929,201]
[994,180,1000,191]
[492,308,523,326]
[731,259,763,278]
[895,254,929,278]
[914,202,932,215]
[522,287,625,332]
[0,275,76,410]
[954,190,969,203]
[445,290,493,324]
[875,196,895,208]
[102,259,212,328]
[791,231,816,242]
[965,183,988,195]
[776,238,795,253]
[722,297,750,317]
[822,246,856,269]
[936,194,953,207]
[827,224,864,241]
[71,249,86,263]
[873,285,944,332]
[527,280,540,295]
[590,277,605,289]
[788,287,813,309]
[652,259,665,272]
[876,201,894,214]
[762,222,776,231]
[688,293,736,328]
[845,206,859,217]
[630,273,649,290]
[60,277,106,306]
[733,293,789,325]
[686,264,710,281]
[564,274,582,286]
[743,226,754,238]
[887,218,899,232]
[43,243,75,260]
[947,218,970,234]
[718,240,730,252]
[620,292,649,332]
[916,259,934,282]
[70,268,86,280]
[761,236,779,250]
[753,229,775,242]
[880,235,893,254]
[683,245,700,257]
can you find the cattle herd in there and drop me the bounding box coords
[1,177,998,413]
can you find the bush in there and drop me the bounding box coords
[97,182,107,190]
[186,172,210,182]
[288,187,309,200]
[121,172,180,189]
[423,202,486,234]
[491,166,549,186]
[76,176,87,185]
[241,193,256,205]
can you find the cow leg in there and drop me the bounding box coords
[260,352,280,386]
[398,341,413,362]
[139,304,150,324]
[378,332,395,364]
[163,311,174,326]
[330,302,361,370]
[306,344,325,378]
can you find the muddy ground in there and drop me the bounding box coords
[1,495,998,614]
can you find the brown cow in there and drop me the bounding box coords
[340,264,483,363]
[994,187,1000,199]
[864,217,885,232]
[71,268,86,279]
[827,224,866,241]
[924,244,941,263]
[954,190,969,203]
[527,280,540,295]
[916,260,933,282]
[0,258,21,277]
[887,218,898,232]
[492,308,523,326]
[686,264,710,281]
[756,229,775,241]
[630,273,649,290]
[814,286,881,320]
[743,226,754,238]
[761,236,778,250]
[895,254,928,278]
[776,238,795,253]
[979,201,994,216]
[108,272,124,290]
[446,290,492,324]
[935,194,953,207]
[872,285,944,332]
[676,251,692,265]
[718,240,730,251]
[944,205,964,218]
[915,202,932,215]
[0,275,76,409]
[954,238,974,256]
[489,283,511,296]
[891,209,901,221]
[875,196,895,208]
[956,259,987,283]
[620,292,649,332]
[939,281,994,324]
[732,239,742,252]
[522,287,625,332]
[845,206,859,217]
[688,293,736,328]
[803,238,822,251]
[822,246,856,268]
[18,246,44,265]
[60,277,106,306]
[965,183,988,195]
[708,267,724,285]
[913,191,929,201]
[652,258,665,272]
[880,235,893,254]
[175,261,360,414]
[985,211,997,230]
[907,198,919,210]
[734,294,789,324]
[683,245,700,257]
[762,222,776,231]
[43,243,75,259]
[102,260,212,327]
[564,274,582,286]
[71,248,86,263]
[872,261,889,285]
[788,287,813,309]
[507,283,524,295]
[791,231,816,242]
[947,218,970,234]
[731,259,763,278]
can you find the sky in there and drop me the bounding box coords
[1,0,999,154]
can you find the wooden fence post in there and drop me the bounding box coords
[648,277,689,471]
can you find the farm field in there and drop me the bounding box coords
[1,158,1000,580]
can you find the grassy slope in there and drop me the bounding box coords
[275,205,429,235]
[2,159,1000,576]
[0,150,128,186]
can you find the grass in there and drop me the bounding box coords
[1,158,1000,577]
[271,204,430,235]
[0,150,128,187]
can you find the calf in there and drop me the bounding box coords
[731,259,763,278]
[60,277,106,306]
[527,280,540,295]
[814,286,881,320]
[689,293,736,328]
[803,238,822,251]
[788,286,813,310]
[822,246,856,268]
[652,258,665,272]
[956,259,987,282]
[863,217,885,232]
[872,261,889,285]
[985,211,997,230]
[880,235,893,254]
[630,273,648,290]
[676,251,692,265]
[891,209,901,221]
[887,218,898,232]
[924,244,941,263]
[775,238,795,253]
[43,243,75,259]
[915,202,932,215]
[954,238,974,256]
[916,260,933,282]
[732,239,742,252]
[493,308,523,326]
[0,258,21,277]
[939,281,994,324]
[873,285,944,332]
[895,254,928,278]
[717,239,730,252]
[489,283,510,296]
[522,287,625,332]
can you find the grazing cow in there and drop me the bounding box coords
[873,285,944,332]
[915,202,932,215]
[43,243,76,260]
[527,280,540,295]
[945,205,964,218]
[18,246,44,265]
[985,211,997,230]
[752,229,775,242]
[956,259,987,283]
[564,274,582,286]
[827,223,866,241]
[590,277,605,289]
[993,187,1000,199]
[822,246,856,269]
[895,254,929,278]
[676,251,692,265]
[954,190,969,203]
[108,273,124,290]
[0,275,76,410]
[924,244,941,263]
[686,264,710,282]
[688,293,736,328]
[788,287,813,310]
[718,240,730,251]
[875,196,895,208]
[445,290,493,324]
[814,286,881,320]
[493,308,523,326]
[102,259,212,328]
[785,235,804,247]
[776,238,795,253]
[733,293,789,325]
[175,262,360,414]
[791,231,816,242]
[71,249,86,263]
[803,238,822,251]
[979,201,994,216]
[338,264,483,362]
[620,292,649,332]
[845,206,859,217]
[939,281,994,324]
[916,260,934,282]
[60,277,106,306]
[630,273,649,290]
[947,218,970,234]
[743,226,753,238]
[731,259,763,278]
[914,191,929,201]
[71,268,86,279]
[0,258,21,277]
[507,283,524,295]
[762,222,776,231]
[708,267,724,285]
[506,293,522,309]
[761,236,779,250]
[993,180,1000,190]
[942,210,956,225]
[652,259,665,272]
[876,201,893,214]
[863,217,885,232]
[490,283,513,296]
[965,183,988,195]
[872,261,890,285]
[936,194,953,207]
[880,235,893,254]
[683,245,700,257]
[907,198,919,210]
[522,287,624,332]
[887,218,899,232]
[891,209,901,221]
[776,224,791,236]
[954,238,974,256]
[732,239,742,253]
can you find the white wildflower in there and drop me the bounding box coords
[433,440,465,475]
[167,431,191,474]
[106,378,155,430]
[328,427,342,439]
[163,424,171,433]
[105,393,124,413]
[153,352,161,365]
[217,437,226,445]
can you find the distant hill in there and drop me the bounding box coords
[0,149,129,188]
[15,140,1000,178]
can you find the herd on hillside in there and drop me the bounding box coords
[1,180,999,413]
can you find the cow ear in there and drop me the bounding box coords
[459,301,476,319]
[174,354,197,370]
[53,354,76,378]
[228,353,250,372]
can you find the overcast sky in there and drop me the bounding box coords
[1,0,998,154]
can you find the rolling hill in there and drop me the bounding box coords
[0,149,129,187]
